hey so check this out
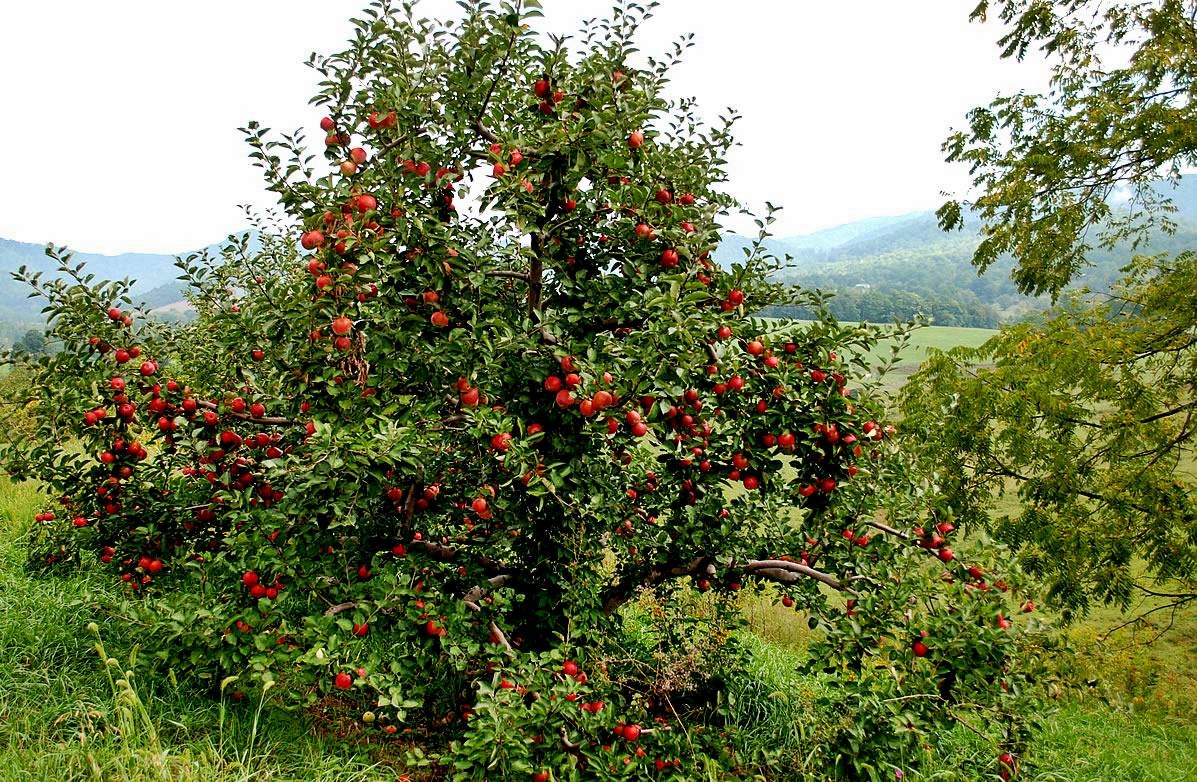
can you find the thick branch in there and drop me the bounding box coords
[474,120,500,144]
[742,559,856,595]
[601,557,711,615]
[601,553,857,616]
[490,621,514,652]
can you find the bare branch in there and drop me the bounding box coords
[742,559,856,594]
[487,269,531,281]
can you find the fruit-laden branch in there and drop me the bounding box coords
[194,398,291,426]
[324,574,514,618]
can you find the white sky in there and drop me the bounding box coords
[0,1,1049,255]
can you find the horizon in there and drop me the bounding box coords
[0,207,937,259]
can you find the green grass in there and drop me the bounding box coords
[0,476,412,781]
[1029,700,1197,781]
[880,324,997,364]
[869,324,996,393]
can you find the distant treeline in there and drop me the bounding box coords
[762,286,1004,328]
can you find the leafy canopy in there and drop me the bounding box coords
[910,0,1197,619]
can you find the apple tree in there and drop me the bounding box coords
[2,1,1050,778]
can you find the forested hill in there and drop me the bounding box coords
[0,237,231,322]
[723,177,1197,327]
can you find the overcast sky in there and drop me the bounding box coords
[0,1,1048,255]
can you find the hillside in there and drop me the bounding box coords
[735,177,1197,326]
[0,234,260,341]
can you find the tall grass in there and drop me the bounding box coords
[0,476,406,781]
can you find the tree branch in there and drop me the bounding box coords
[486,269,530,281]
[742,559,856,594]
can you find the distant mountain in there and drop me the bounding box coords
[0,235,249,329]
[778,212,934,255]
[719,178,1197,326]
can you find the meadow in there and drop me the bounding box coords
[1,325,1194,780]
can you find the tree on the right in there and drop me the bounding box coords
[903,0,1197,621]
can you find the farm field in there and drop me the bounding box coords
[757,319,998,392]
[869,324,997,392]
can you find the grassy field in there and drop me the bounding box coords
[869,324,996,392]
